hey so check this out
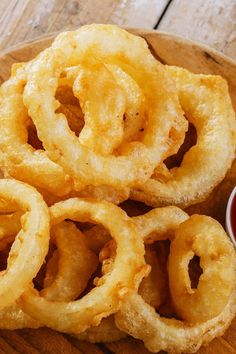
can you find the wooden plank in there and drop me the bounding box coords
[106,338,151,354]
[0,336,18,354]
[158,0,236,59]
[199,337,236,354]
[66,335,104,354]
[0,0,169,51]
[107,0,168,28]
[18,328,82,354]
[220,315,236,350]
[0,330,40,354]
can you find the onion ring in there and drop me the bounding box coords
[23,24,187,190]
[168,215,235,323]
[115,207,236,353]
[131,66,236,208]
[18,198,147,333]
[116,288,236,353]
[0,219,98,329]
[0,65,72,196]
[0,179,49,310]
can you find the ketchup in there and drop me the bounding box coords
[230,193,236,240]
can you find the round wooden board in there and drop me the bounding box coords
[0,29,236,354]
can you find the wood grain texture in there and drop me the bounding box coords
[158,0,236,59]
[0,337,19,354]
[0,30,236,354]
[0,330,40,354]
[18,328,82,354]
[67,336,105,354]
[106,337,152,353]
[0,0,169,51]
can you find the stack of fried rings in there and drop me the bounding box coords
[0,179,235,354]
[0,24,236,354]
[0,24,235,208]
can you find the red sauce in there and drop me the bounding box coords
[230,193,236,240]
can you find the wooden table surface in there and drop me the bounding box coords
[0,0,236,60]
[0,1,236,354]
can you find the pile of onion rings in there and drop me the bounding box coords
[0,24,235,353]
[0,186,234,353]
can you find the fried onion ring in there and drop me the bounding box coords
[18,199,147,333]
[115,207,236,353]
[116,288,236,353]
[168,215,235,323]
[0,66,72,196]
[0,219,98,329]
[23,24,187,190]
[0,179,49,310]
[131,66,236,208]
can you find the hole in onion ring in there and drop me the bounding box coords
[119,200,151,217]
[27,119,44,150]
[188,255,203,290]
[55,85,85,137]
[165,122,197,169]
[0,246,11,271]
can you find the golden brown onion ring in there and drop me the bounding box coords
[131,66,236,208]
[18,198,147,333]
[23,24,187,190]
[0,179,49,310]
[116,288,236,353]
[0,66,72,196]
[0,219,98,329]
[168,215,235,323]
[115,207,236,353]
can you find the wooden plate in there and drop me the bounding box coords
[0,29,235,354]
